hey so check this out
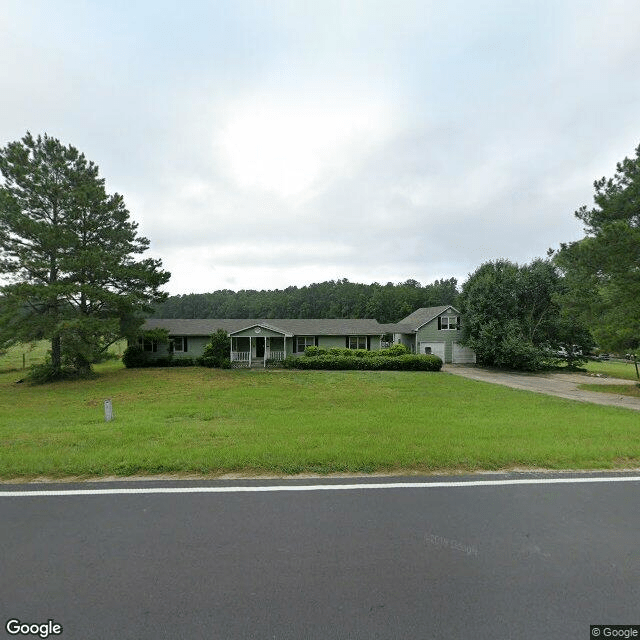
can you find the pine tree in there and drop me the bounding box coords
[0,132,170,378]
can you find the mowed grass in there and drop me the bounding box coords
[0,340,126,373]
[579,383,640,398]
[583,359,640,381]
[2,362,640,479]
[0,341,51,373]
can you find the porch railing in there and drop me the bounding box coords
[267,351,285,362]
[231,351,250,362]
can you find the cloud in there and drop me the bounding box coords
[1,0,640,296]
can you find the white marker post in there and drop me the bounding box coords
[104,399,113,422]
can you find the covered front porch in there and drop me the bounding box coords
[229,325,289,367]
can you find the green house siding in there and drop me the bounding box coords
[415,317,461,364]
[394,334,415,351]
[149,335,210,359]
[288,334,384,356]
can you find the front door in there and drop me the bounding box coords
[256,337,265,358]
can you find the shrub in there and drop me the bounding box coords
[170,357,194,367]
[283,353,442,372]
[122,345,150,368]
[198,329,230,367]
[379,343,410,356]
[27,362,87,384]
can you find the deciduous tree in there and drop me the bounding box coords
[459,259,593,370]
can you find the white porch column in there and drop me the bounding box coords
[249,336,252,367]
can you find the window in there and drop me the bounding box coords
[172,336,187,352]
[138,337,158,352]
[347,336,368,350]
[439,316,460,331]
[296,336,316,352]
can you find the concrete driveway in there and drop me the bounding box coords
[443,365,640,411]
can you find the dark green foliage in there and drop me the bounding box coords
[170,357,194,367]
[196,329,230,367]
[378,344,410,356]
[150,277,459,323]
[283,354,442,371]
[555,143,640,353]
[0,132,170,381]
[122,345,149,368]
[304,344,410,359]
[460,259,593,371]
[27,361,89,384]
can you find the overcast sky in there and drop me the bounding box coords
[2,0,639,295]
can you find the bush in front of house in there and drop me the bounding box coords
[283,353,442,371]
[303,344,411,359]
[196,329,231,368]
[122,345,150,368]
[170,357,194,367]
[379,343,410,356]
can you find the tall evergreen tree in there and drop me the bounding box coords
[555,143,640,353]
[0,132,170,378]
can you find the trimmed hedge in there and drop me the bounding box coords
[283,353,442,371]
[303,344,411,358]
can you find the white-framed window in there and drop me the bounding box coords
[137,337,158,352]
[348,336,367,350]
[439,316,460,331]
[296,336,316,352]
[172,336,187,352]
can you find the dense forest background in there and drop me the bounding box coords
[150,278,460,323]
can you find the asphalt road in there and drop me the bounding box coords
[2,473,639,639]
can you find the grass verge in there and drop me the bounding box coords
[578,383,640,398]
[583,360,640,381]
[2,363,640,479]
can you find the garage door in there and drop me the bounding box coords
[452,342,476,364]
[418,342,445,360]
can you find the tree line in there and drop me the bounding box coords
[149,278,460,323]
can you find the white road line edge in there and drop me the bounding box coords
[1,476,639,497]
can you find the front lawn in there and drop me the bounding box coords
[578,383,640,398]
[1,363,639,479]
[583,359,640,381]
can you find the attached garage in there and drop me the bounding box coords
[418,342,445,360]
[452,342,476,364]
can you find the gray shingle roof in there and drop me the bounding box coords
[398,306,459,329]
[143,318,405,336]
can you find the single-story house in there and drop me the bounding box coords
[141,306,476,366]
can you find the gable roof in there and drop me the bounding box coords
[398,306,460,330]
[143,318,397,337]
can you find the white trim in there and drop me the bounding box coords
[419,341,445,359]
[229,322,289,337]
